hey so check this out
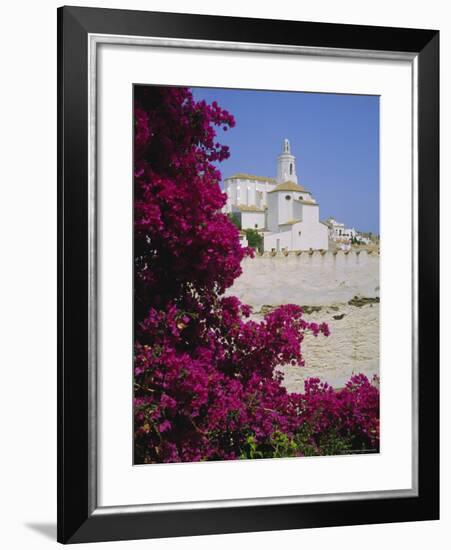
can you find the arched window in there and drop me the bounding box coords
[285,195,291,200]
[289,163,293,175]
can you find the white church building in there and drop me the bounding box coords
[223,139,329,252]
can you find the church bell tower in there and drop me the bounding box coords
[277,138,298,184]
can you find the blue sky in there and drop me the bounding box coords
[192,87,379,234]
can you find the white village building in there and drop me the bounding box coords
[223,139,329,252]
[323,217,372,246]
[324,217,357,242]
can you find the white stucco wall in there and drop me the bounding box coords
[224,177,276,212]
[247,182,256,205]
[276,192,295,225]
[267,192,315,226]
[237,182,246,204]
[292,220,328,250]
[293,199,303,221]
[301,203,319,223]
[264,229,292,251]
[223,181,233,212]
[266,192,279,231]
[264,202,328,251]
[277,152,298,184]
[241,211,266,229]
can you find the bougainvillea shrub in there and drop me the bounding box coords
[133,85,379,463]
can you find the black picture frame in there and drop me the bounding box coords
[57,5,439,544]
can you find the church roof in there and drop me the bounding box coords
[295,199,317,206]
[225,173,277,183]
[279,219,302,226]
[235,204,266,213]
[268,181,311,194]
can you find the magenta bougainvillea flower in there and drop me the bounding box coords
[133,86,379,463]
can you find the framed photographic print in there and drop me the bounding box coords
[57,6,439,544]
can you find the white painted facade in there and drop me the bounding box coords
[264,204,329,252]
[238,232,248,248]
[224,176,276,213]
[239,210,266,230]
[324,218,374,246]
[325,217,357,242]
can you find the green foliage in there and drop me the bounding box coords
[239,426,353,460]
[228,212,241,230]
[316,430,353,455]
[244,228,263,252]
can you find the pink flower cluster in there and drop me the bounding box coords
[133,86,379,463]
[299,374,380,452]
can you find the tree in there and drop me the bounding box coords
[133,86,378,463]
[244,228,263,252]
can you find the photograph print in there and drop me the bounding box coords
[133,85,380,464]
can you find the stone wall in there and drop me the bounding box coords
[226,250,379,308]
